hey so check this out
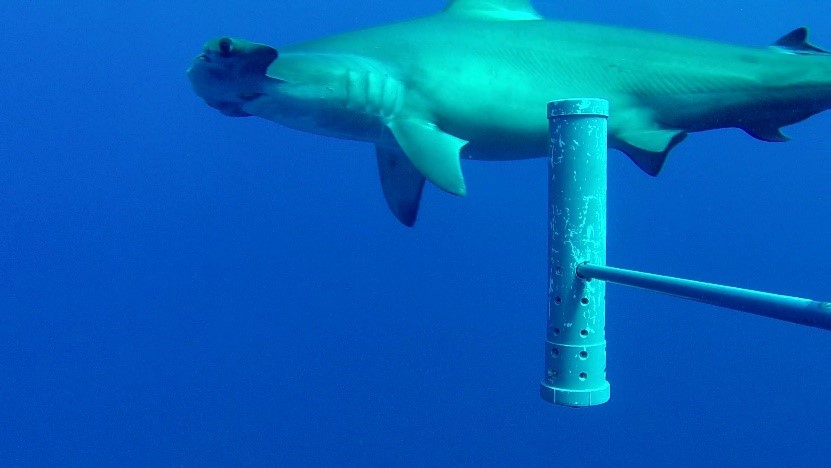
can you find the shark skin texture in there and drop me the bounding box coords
[188,0,831,226]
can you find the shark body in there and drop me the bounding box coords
[188,0,831,225]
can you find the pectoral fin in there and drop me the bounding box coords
[375,144,426,227]
[387,118,468,196]
[614,108,687,176]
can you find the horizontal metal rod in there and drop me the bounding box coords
[576,263,831,331]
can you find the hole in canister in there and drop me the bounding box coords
[550,347,559,357]
[579,350,588,359]
[580,329,589,337]
[554,296,562,305]
[580,297,589,305]
[579,372,587,381]
[553,327,560,336]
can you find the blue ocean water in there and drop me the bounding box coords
[1,0,829,465]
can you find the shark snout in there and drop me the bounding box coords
[188,37,280,117]
[188,38,278,81]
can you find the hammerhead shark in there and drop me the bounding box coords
[188,0,830,226]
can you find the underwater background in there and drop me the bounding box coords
[2,0,829,465]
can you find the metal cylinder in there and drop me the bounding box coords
[540,98,611,407]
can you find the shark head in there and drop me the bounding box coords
[254,49,410,144]
[187,37,279,117]
[190,37,405,143]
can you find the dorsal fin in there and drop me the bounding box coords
[771,27,830,55]
[443,0,542,21]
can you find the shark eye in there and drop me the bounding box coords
[218,38,232,57]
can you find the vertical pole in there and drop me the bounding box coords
[540,99,611,407]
